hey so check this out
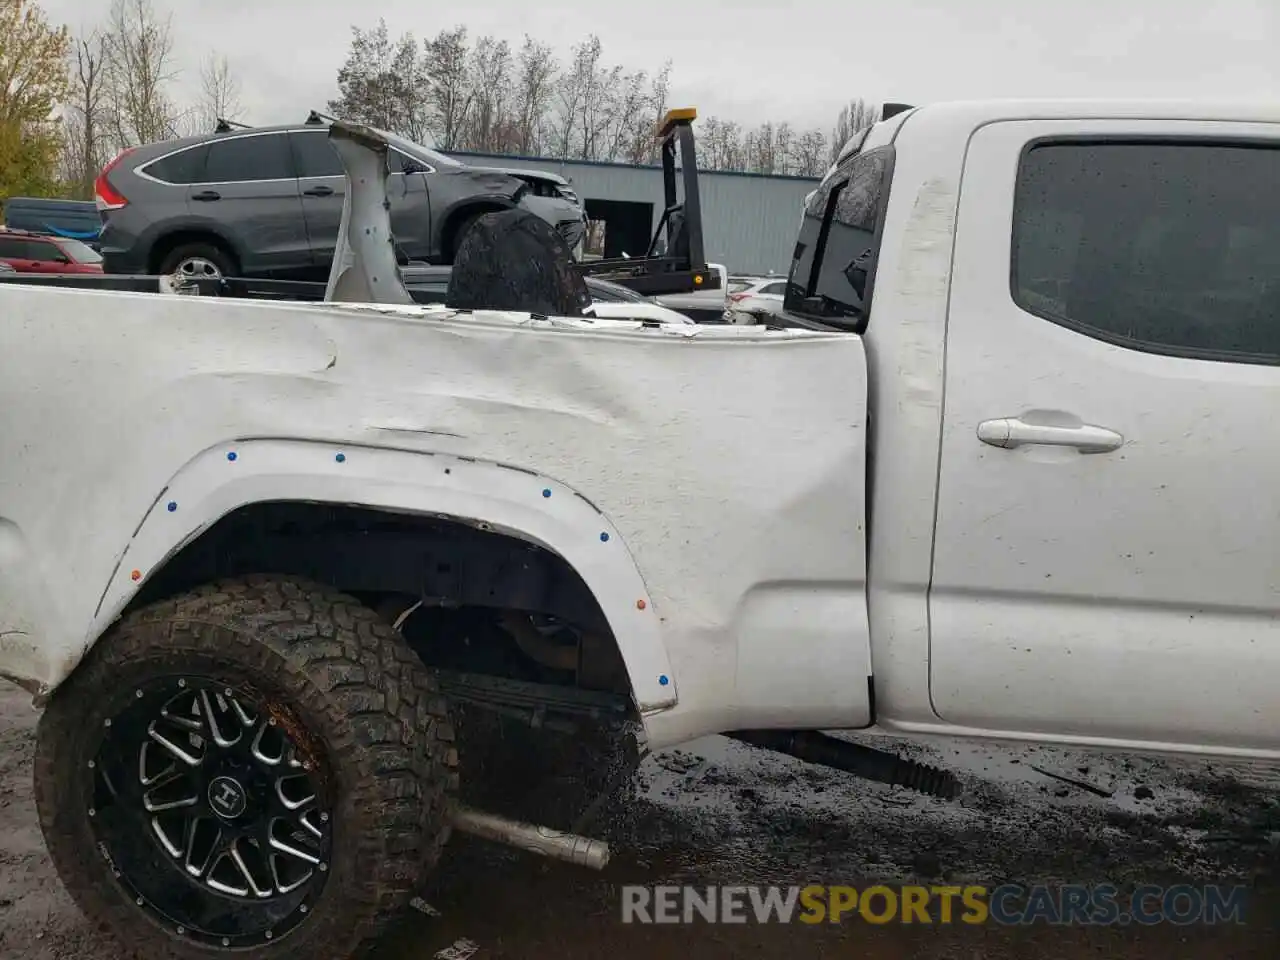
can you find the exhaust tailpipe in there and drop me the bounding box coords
[449,805,611,870]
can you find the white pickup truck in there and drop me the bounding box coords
[2,99,1278,959]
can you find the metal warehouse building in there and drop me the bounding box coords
[444,150,820,276]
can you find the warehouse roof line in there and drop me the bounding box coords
[443,149,823,183]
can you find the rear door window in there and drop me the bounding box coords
[201,133,296,183]
[0,236,28,258]
[25,240,63,262]
[290,131,344,178]
[1012,140,1280,362]
[784,145,894,329]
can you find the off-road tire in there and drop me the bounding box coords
[446,211,489,262]
[34,575,457,960]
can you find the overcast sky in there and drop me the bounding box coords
[42,0,1280,136]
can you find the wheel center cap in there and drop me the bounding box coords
[208,776,248,819]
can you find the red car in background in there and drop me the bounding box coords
[0,228,104,274]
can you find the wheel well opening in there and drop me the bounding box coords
[127,501,635,708]
[444,204,507,259]
[148,231,240,274]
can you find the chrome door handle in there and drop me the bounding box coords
[977,418,1123,453]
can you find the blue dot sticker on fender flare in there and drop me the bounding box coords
[600,532,610,542]
[166,502,177,512]
[659,675,669,686]
[542,488,552,498]
[226,451,237,462]
[335,453,346,463]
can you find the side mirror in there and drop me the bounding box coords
[54,255,70,264]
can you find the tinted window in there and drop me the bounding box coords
[390,150,431,174]
[146,145,209,184]
[291,131,344,178]
[25,240,64,262]
[784,145,892,328]
[1013,141,1280,363]
[201,133,295,183]
[56,238,102,263]
[0,236,28,258]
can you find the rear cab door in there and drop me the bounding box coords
[930,114,1280,751]
[730,144,903,729]
[184,131,307,275]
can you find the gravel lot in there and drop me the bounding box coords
[3,679,1277,958]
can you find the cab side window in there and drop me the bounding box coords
[1013,141,1280,363]
[784,145,894,329]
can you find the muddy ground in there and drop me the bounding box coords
[2,678,1277,958]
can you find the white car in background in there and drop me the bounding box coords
[653,262,729,322]
[723,275,789,324]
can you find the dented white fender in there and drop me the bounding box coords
[107,440,677,712]
[0,283,871,750]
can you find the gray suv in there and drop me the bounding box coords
[96,120,586,280]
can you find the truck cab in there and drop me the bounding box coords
[781,100,1280,755]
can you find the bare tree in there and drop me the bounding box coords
[60,30,109,197]
[322,19,855,177]
[465,35,512,153]
[102,0,184,145]
[512,35,556,156]
[829,97,879,163]
[792,129,828,177]
[422,26,472,150]
[196,52,243,132]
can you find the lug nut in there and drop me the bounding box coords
[135,689,143,698]
[222,939,230,947]
[320,812,329,823]
[89,808,95,817]
[177,926,185,936]
[87,760,95,769]
[178,679,187,688]
[299,904,308,914]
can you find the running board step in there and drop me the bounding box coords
[728,729,961,800]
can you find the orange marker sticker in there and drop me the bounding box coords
[636,599,647,610]
[130,569,142,582]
